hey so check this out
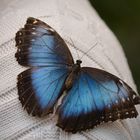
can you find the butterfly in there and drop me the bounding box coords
[15,17,140,133]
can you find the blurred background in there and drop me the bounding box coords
[90,0,140,93]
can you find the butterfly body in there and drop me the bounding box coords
[15,17,140,133]
[65,60,82,90]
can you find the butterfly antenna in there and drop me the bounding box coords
[69,38,80,60]
[80,42,98,60]
[37,15,52,19]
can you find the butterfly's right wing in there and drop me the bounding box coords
[57,67,140,133]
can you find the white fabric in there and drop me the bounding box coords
[0,0,140,139]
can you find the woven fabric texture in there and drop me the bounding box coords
[0,0,140,139]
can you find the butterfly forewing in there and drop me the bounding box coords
[15,17,74,67]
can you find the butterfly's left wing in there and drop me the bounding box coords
[57,67,140,133]
[15,17,74,116]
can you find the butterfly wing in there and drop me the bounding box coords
[15,17,74,67]
[15,17,74,116]
[57,67,140,133]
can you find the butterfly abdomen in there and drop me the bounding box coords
[65,72,74,90]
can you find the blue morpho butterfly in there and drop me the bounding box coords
[15,17,140,133]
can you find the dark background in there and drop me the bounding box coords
[90,0,140,93]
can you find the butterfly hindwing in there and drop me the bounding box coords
[15,17,74,67]
[57,67,140,133]
[18,66,69,116]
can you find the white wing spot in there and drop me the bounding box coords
[126,112,129,115]
[33,20,38,24]
[122,98,125,102]
[101,116,104,119]
[19,40,22,44]
[32,32,36,35]
[119,80,124,85]
[132,94,136,99]
[131,110,135,114]
[49,28,55,32]
[117,113,121,117]
[19,32,22,35]
[127,97,130,101]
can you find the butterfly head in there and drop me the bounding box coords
[71,60,82,74]
[76,60,82,66]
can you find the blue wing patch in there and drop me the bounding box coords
[18,66,69,116]
[57,67,139,132]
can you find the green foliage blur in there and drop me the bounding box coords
[90,0,140,93]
